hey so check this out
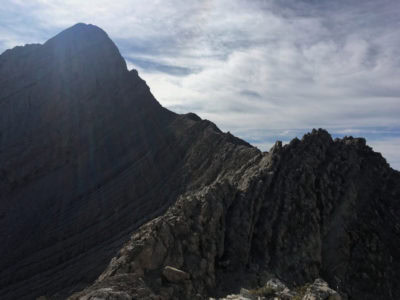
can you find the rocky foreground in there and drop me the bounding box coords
[0,24,399,300]
[216,278,340,300]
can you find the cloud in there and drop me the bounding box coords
[368,138,400,171]
[126,57,197,76]
[0,0,399,169]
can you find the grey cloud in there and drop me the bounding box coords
[165,103,204,114]
[127,57,198,76]
[0,0,399,169]
[240,90,262,99]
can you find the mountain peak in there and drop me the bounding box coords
[40,23,128,76]
[0,24,399,300]
[46,23,108,43]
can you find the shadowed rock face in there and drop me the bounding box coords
[70,130,399,300]
[0,23,255,299]
[0,24,399,300]
[0,23,177,298]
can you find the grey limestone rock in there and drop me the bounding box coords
[0,24,399,300]
[302,279,341,300]
[215,278,340,300]
[162,266,190,283]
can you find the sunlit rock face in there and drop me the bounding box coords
[0,24,399,300]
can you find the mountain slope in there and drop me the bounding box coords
[0,23,253,299]
[0,24,399,300]
[69,130,400,300]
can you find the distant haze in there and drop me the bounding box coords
[1,0,399,169]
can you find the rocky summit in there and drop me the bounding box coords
[0,24,399,300]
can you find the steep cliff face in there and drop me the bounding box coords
[69,130,399,300]
[0,24,399,300]
[0,23,259,300]
[248,131,400,299]
[0,23,172,299]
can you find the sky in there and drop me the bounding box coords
[1,0,399,170]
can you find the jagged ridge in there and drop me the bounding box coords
[69,129,400,300]
[0,24,399,300]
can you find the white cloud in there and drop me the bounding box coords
[369,138,400,171]
[0,0,399,169]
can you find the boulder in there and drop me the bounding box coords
[303,279,341,300]
[162,266,190,283]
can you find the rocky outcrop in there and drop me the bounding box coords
[69,130,400,300]
[162,266,190,283]
[0,24,399,300]
[215,278,339,300]
[302,279,341,300]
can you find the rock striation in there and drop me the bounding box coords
[0,24,399,300]
[0,23,256,299]
[67,129,400,300]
